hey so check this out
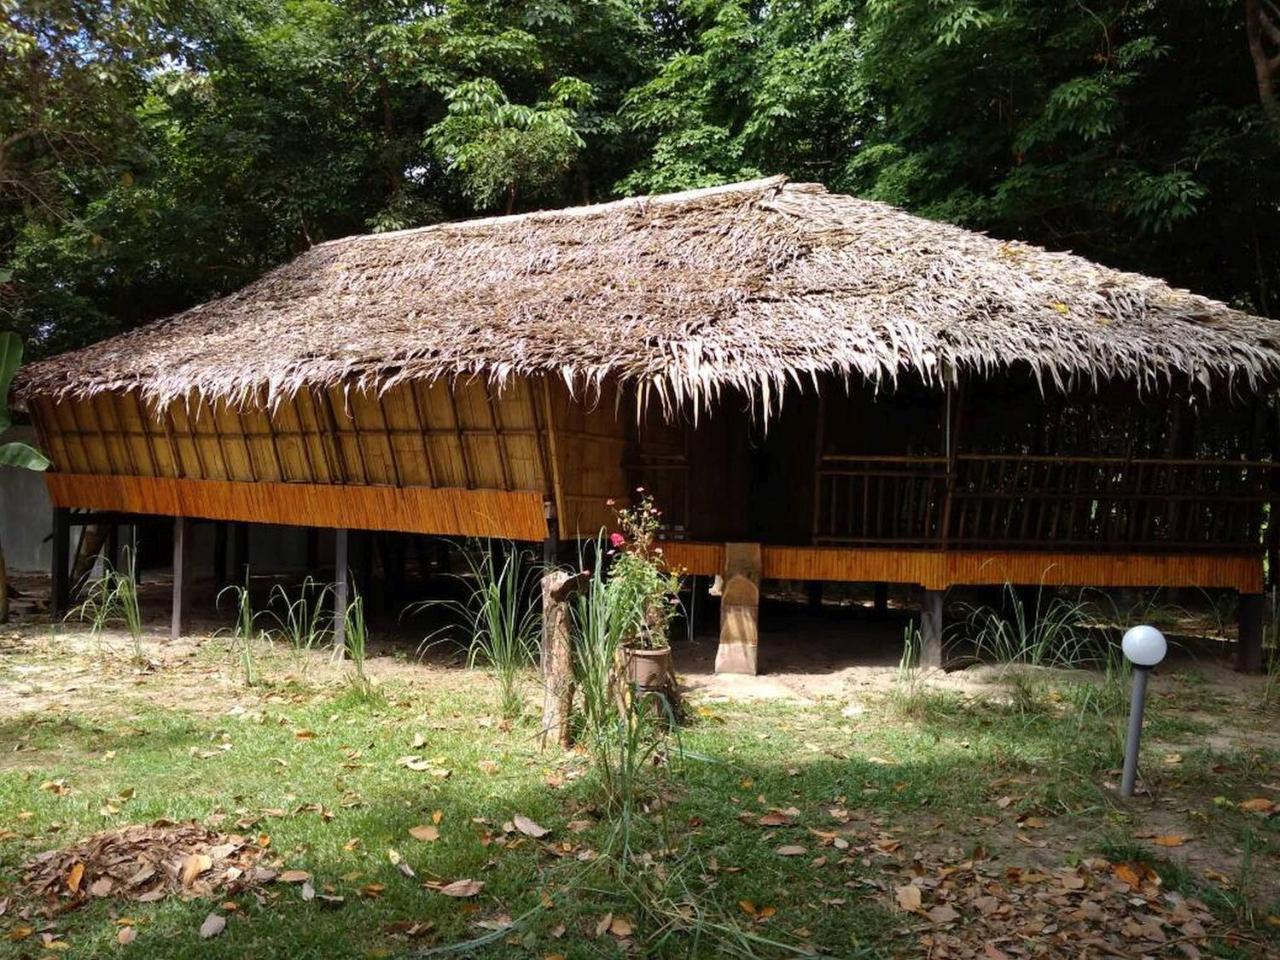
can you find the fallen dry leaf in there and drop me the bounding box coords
[278,870,310,883]
[117,926,137,945]
[1152,834,1192,847]
[513,815,549,838]
[776,845,806,857]
[438,879,483,898]
[408,825,440,843]
[199,913,226,939]
[895,884,923,913]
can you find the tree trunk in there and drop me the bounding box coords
[0,535,8,624]
[1247,0,1280,130]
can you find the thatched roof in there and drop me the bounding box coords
[17,176,1280,413]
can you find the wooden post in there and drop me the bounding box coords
[715,542,761,675]
[333,528,349,659]
[213,522,228,590]
[539,569,588,749]
[233,521,249,583]
[918,588,944,669]
[1237,592,1265,674]
[51,507,71,615]
[873,582,889,618]
[807,580,823,612]
[171,516,193,641]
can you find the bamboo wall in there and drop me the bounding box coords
[32,377,635,541]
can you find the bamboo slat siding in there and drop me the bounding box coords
[659,542,1262,593]
[32,378,550,491]
[45,473,548,541]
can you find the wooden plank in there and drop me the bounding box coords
[45,472,549,541]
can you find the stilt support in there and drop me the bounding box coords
[333,528,349,659]
[51,508,71,615]
[918,588,944,669]
[171,516,193,641]
[873,582,889,618]
[1237,592,1265,674]
[715,542,761,675]
[213,522,228,590]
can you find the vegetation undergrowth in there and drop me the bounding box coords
[68,546,145,665]
[412,539,540,720]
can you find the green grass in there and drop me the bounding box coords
[0,637,1277,958]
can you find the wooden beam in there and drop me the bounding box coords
[171,516,193,641]
[658,541,1264,594]
[44,473,550,541]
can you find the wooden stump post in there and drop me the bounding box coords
[540,569,588,749]
[1237,592,1265,674]
[715,542,761,675]
[171,516,193,642]
[918,588,944,669]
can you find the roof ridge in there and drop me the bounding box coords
[326,175,794,247]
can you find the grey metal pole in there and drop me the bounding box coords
[1120,666,1150,798]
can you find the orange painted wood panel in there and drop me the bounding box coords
[45,473,549,541]
[659,541,1261,593]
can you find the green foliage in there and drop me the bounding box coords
[427,76,588,211]
[343,589,373,696]
[2,0,1276,361]
[0,332,50,469]
[70,547,145,664]
[572,535,676,838]
[604,492,682,651]
[413,540,540,720]
[218,574,266,686]
[267,577,334,670]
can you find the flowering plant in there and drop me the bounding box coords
[605,489,681,650]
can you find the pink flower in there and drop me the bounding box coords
[609,532,625,548]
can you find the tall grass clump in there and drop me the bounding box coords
[959,583,1098,669]
[70,546,145,664]
[343,590,375,697]
[268,577,333,671]
[413,540,539,719]
[217,575,266,686]
[572,536,676,859]
[1263,589,1280,708]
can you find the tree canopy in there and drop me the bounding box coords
[2,0,1276,358]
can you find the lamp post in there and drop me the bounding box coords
[1119,624,1167,798]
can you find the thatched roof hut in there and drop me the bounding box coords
[17,176,1280,415]
[15,177,1279,675]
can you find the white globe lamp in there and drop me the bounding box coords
[1119,624,1167,797]
[1122,624,1167,669]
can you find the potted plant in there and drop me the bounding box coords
[605,489,682,691]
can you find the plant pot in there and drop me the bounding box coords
[623,644,674,691]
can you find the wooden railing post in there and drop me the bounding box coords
[51,507,71,615]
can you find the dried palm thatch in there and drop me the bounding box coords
[16,176,1280,416]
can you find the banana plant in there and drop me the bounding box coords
[1,332,51,622]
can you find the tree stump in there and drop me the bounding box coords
[540,570,588,749]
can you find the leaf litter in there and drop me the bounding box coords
[21,821,277,910]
